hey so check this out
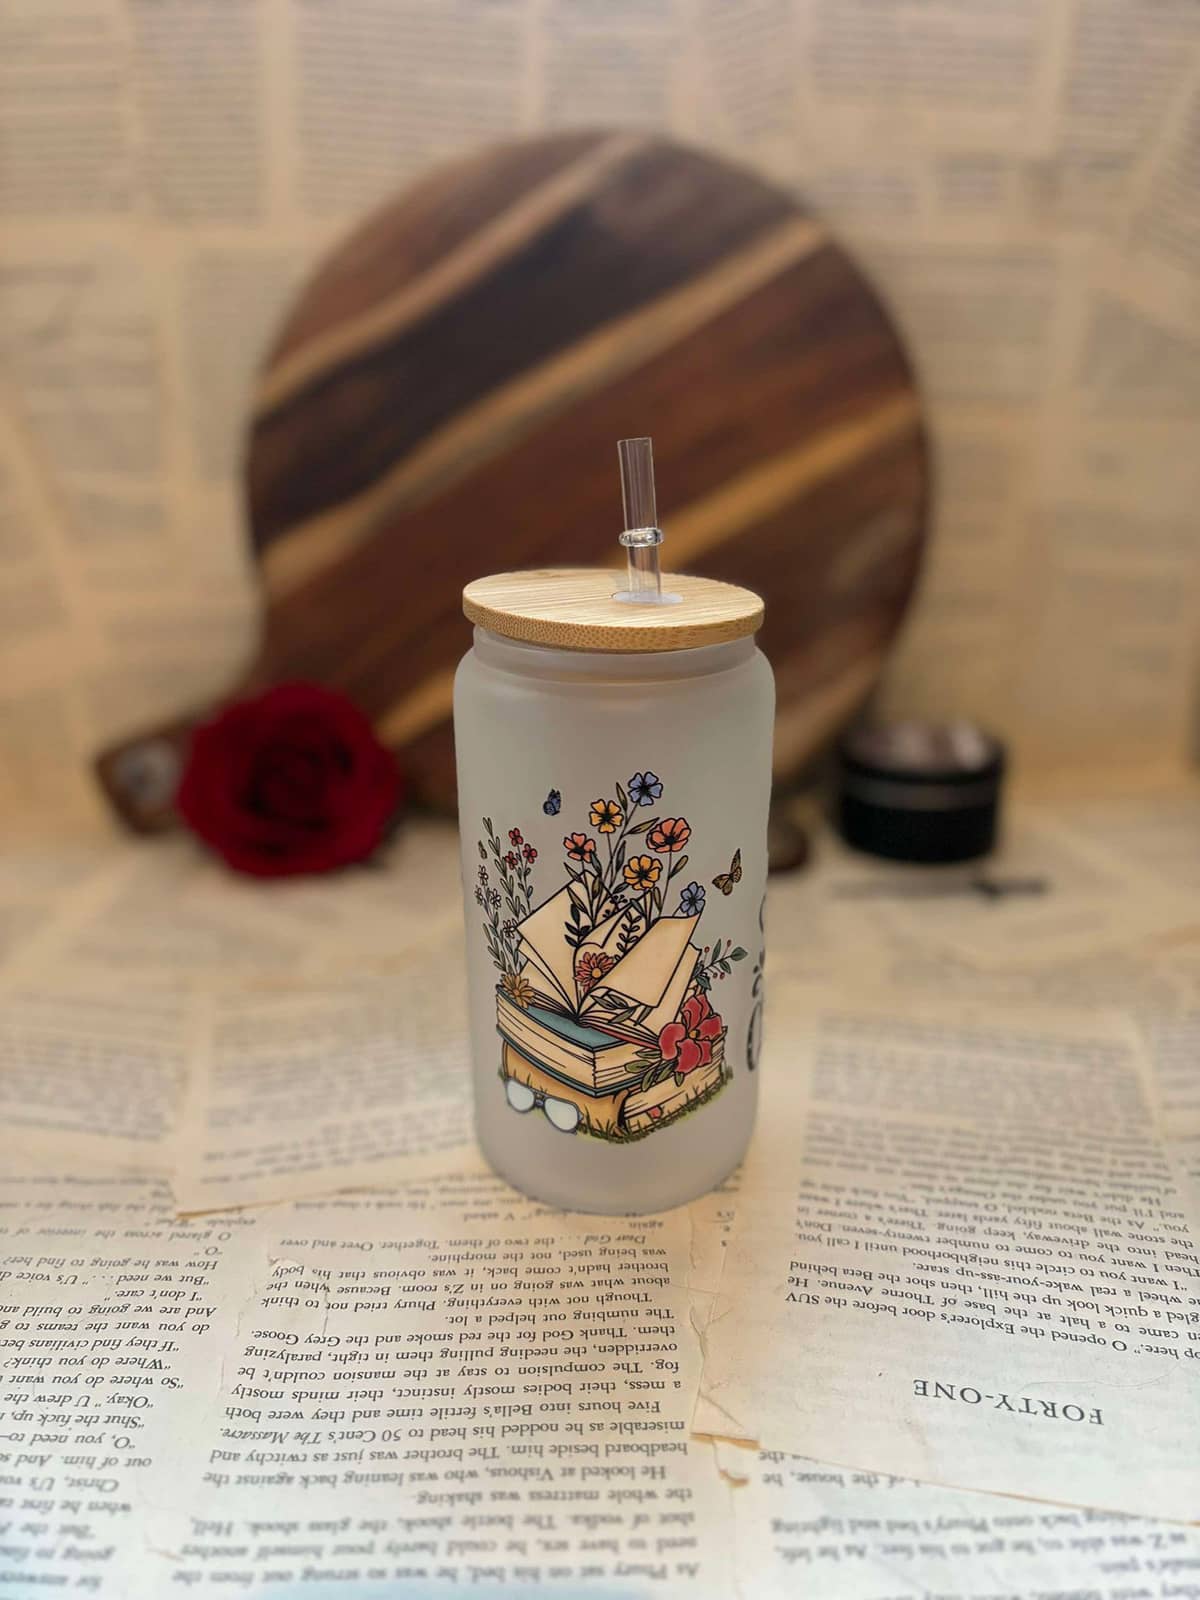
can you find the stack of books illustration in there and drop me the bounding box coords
[496,885,724,1137]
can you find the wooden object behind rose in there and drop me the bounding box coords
[95,131,929,828]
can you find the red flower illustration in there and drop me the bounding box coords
[523,843,538,864]
[657,993,722,1076]
[575,947,616,993]
[177,682,401,878]
[564,832,596,862]
[505,850,518,868]
[509,828,523,847]
[647,816,691,854]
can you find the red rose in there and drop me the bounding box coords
[176,682,401,877]
[658,992,723,1075]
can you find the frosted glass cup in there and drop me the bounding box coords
[454,569,774,1214]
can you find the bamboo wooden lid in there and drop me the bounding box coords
[463,568,764,653]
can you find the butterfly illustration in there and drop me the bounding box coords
[712,848,742,896]
[543,789,562,816]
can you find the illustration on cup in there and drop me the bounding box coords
[474,769,747,1141]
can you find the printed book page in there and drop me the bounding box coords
[1033,786,1200,906]
[173,944,476,1213]
[0,978,196,1171]
[6,1171,1200,1598]
[718,1444,1200,1598]
[693,992,1200,1523]
[152,1179,733,1595]
[0,1172,271,1598]
[2,823,462,989]
[0,831,121,974]
[814,810,1200,970]
[1,845,323,986]
[0,1169,737,1596]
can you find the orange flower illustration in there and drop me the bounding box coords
[575,947,616,993]
[502,971,535,1009]
[623,854,661,890]
[564,832,596,862]
[647,816,691,854]
[589,798,624,833]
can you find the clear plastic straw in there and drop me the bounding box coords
[617,437,664,602]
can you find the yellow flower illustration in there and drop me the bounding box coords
[589,798,624,834]
[623,854,661,890]
[502,971,535,1009]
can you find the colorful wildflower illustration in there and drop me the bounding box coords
[475,816,537,976]
[474,771,748,1141]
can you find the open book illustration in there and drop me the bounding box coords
[474,769,748,1142]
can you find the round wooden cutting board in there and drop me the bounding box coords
[97,130,929,826]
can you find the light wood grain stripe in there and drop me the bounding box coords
[371,395,916,747]
[262,216,828,597]
[377,666,458,748]
[664,392,920,567]
[256,134,650,416]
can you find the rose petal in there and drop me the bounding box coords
[697,1016,722,1042]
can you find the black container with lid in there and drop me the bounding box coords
[836,721,1006,864]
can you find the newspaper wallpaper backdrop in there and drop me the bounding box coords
[1,0,1198,828]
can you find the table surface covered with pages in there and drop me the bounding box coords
[2,781,1199,1597]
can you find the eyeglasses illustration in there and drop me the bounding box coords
[504,1077,581,1133]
